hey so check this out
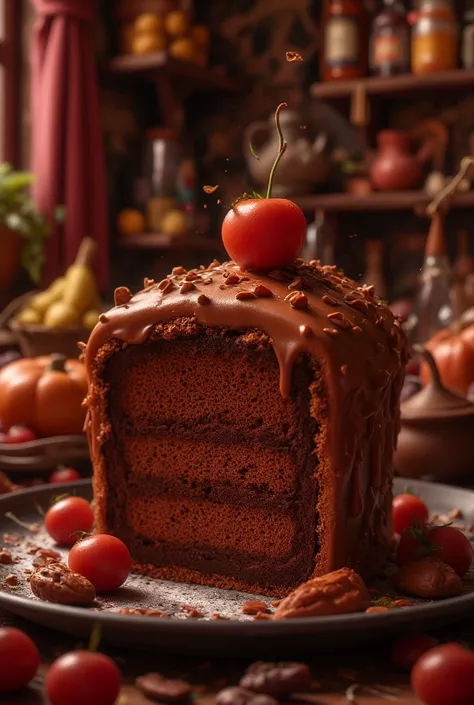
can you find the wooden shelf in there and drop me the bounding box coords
[292,190,474,213]
[310,68,474,101]
[116,233,224,251]
[109,53,240,93]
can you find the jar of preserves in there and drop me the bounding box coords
[462,2,474,69]
[370,0,410,76]
[409,0,458,75]
[321,0,368,81]
[141,128,182,235]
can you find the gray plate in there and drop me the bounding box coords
[0,478,473,657]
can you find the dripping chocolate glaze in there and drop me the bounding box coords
[85,259,408,574]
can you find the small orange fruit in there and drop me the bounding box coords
[169,37,195,62]
[134,13,164,35]
[132,33,167,55]
[164,11,190,38]
[117,209,146,236]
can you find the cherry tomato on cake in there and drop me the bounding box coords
[397,524,473,576]
[68,534,131,593]
[221,198,307,271]
[49,466,81,484]
[45,497,94,546]
[0,627,40,693]
[45,650,121,705]
[4,425,37,444]
[411,643,474,705]
[392,494,429,535]
[391,633,438,671]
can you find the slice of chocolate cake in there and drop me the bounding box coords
[84,260,407,597]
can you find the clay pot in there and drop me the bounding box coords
[370,130,433,191]
[394,347,474,481]
[0,225,21,290]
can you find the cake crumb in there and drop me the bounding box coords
[4,574,18,587]
[180,604,204,619]
[242,600,270,615]
[2,534,18,546]
[253,611,272,620]
[0,550,13,564]
[448,508,463,520]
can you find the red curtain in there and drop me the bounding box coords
[30,0,108,290]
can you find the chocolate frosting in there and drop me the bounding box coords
[84,258,408,574]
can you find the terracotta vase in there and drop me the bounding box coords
[0,225,21,290]
[370,130,433,191]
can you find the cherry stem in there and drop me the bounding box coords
[266,102,288,199]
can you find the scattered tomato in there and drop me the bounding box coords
[397,524,473,576]
[45,650,121,705]
[49,467,81,484]
[221,198,307,271]
[428,525,473,577]
[4,425,37,444]
[411,643,474,705]
[391,633,438,670]
[392,494,429,535]
[45,497,94,546]
[68,534,131,593]
[0,627,40,693]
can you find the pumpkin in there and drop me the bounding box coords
[0,354,88,437]
[421,320,474,396]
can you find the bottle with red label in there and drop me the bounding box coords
[370,0,410,76]
[322,0,368,81]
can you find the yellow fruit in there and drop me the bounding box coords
[44,302,80,328]
[191,25,210,47]
[132,32,167,55]
[83,310,100,330]
[160,209,187,236]
[117,209,146,236]
[165,11,190,38]
[29,277,65,316]
[16,308,42,325]
[169,37,195,62]
[134,13,164,35]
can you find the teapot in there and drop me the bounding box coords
[244,109,330,197]
[394,346,474,481]
[370,130,434,191]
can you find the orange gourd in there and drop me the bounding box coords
[421,321,474,396]
[0,354,88,437]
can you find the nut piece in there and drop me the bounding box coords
[216,687,278,705]
[114,286,132,306]
[393,558,463,599]
[241,600,270,616]
[240,662,312,698]
[273,568,370,620]
[0,550,13,564]
[30,562,96,605]
[136,673,192,702]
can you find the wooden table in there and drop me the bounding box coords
[6,604,466,705]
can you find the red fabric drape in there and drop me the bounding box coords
[30,0,108,290]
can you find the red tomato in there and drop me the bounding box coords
[391,634,438,670]
[428,526,473,577]
[68,534,131,593]
[0,627,40,693]
[397,524,473,576]
[45,650,121,705]
[392,494,429,535]
[49,467,81,484]
[411,643,474,705]
[221,198,307,271]
[5,425,37,444]
[45,497,94,546]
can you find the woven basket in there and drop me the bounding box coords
[9,319,89,359]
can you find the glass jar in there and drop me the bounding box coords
[321,0,368,81]
[370,0,410,76]
[462,3,474,68]
[409,0,458,75]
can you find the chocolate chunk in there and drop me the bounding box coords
[99,313,109,323]
[225,274,241,285]
[197,294,211,306]
[299,325,312,337]
[180,282,195,294]
[114,286,132,306]
[136,673,192,702]
[216,687,278,705]
[236,291,256,301]
[158,279,174,294]
[172,266,187,276]
[254,285,272,298]
[240,662,312,698]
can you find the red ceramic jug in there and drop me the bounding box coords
[370,130,433,191]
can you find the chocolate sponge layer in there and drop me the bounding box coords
[100,330,321,591]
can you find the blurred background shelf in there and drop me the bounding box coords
[310,68,474,101]
[116,233,224,252]
[292,191,474,212]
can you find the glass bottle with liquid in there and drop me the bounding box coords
[370,0,410,76]
[322,0,368,81]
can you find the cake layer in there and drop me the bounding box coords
[106,336,300,435]
[125,496,296,558]
[121,436,298,495]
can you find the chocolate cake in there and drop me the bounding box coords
[84,259,408,597]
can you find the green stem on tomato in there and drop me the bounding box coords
[266,102,288,199]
